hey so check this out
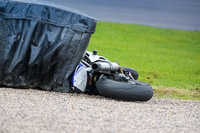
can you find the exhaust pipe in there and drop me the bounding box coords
[92,62,120,71]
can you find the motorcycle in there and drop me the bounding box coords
[72,50,153,101]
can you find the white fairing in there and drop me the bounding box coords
[72,50,114,92]
[85,51,109,63]
[72,64,87,92]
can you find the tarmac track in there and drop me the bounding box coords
[47,0,200,31]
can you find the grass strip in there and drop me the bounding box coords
[88,22,200,100]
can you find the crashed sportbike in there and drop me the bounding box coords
[72,50,154,101]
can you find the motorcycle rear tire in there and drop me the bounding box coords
[96,76,153,101]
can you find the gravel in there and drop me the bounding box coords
[0,87,200,133]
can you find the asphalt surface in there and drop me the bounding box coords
[0,87,200,133]
[46,0,200,31]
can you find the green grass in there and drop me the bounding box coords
[88,22,200,100]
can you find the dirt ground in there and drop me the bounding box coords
[0,87,200,133]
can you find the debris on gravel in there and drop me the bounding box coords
[0,87,200,133]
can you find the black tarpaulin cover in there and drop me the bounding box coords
[0,0,96,92]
